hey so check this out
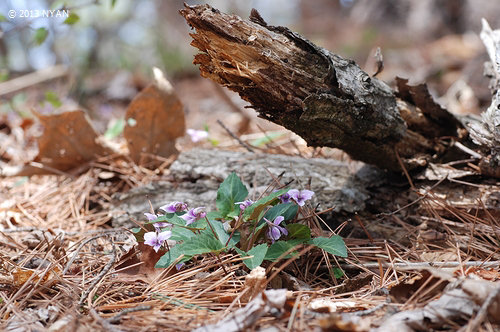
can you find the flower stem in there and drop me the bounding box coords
[205,216,219,241]
[225,210,242,247]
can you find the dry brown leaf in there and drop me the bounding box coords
[12,266,60,287]
[17,110,112,176]
[193,289,287,332]
[389,270,447,303]
[379,269,500,330]
[465,267,500,281]
[461,278,500,322]
[115,243,172,283]
[124,68,185,165]
[419,249,458,262]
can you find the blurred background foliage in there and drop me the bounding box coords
[2,0,499,76]
[0,0,305,76]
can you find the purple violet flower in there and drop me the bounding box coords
[153,222,171,230]
[145,212,170,229]
[187,129,208,143]
[144,212,159,221]
[160,201,188,214]
[144,231,172,252]
[235,199,254,211]
[279,192,293,204]
[265,216,288,243]
[181,207,206,225]
[288,189,315,207]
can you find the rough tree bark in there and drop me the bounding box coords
[467,19,500,178]
[111,148,382,227]
[179,4,466,172]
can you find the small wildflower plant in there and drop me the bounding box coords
[133,172,347,270]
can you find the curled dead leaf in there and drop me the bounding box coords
[124,68,185,166]
[114,243,173,283]
[17,110,112,176]
[12,266,60,288]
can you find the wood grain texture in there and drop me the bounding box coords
[180,4,463,171]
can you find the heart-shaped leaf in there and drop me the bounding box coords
[235,244,268,270]
[244,189,288,221]
[264,239,303,261]
[309,236,347,257]
[286,224,311,240]
[216,172,248,217]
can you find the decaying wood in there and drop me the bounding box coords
[468,19,500,178]
[111,148,383,228]
[179,4,465,172]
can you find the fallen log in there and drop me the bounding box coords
[467,19,500,178]
[179,4,466,172]
[111,148,382,228]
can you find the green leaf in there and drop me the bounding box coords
[0,70,9,82]
[170,225,196,241]
[309,236,347,257]
[216,172,248,217]
[34,28,49,45]
[333,267,344,278]
[210,219,240,248]
[0,14,7,22]
[243,188,288,221]
[44,91,62,108]
[250,131,284,147]
[206,211,223,220]
[251,203,297,236]
[180,233,225,256]
[111,0,118,8]
[155,215,187,226]
[153,215,206,233]
[262,202,298,223]
[104,118,125,139]
[286,224,311,240]
[235,244,268,270]
[156,245,191,268]
[264,239,303,261]
[63,12,79,25]
[131,226,146,243]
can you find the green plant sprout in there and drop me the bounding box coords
[132,172,347,271]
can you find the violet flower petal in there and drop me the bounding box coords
[144,212,158,221]
[153,222,171,229]
[157,231,172,242]
[187,129,208,142]
[235,199,253,210]
[144,232,157,246]
[276,225,288,236]
[279,192,292,203]
[295,190,314,206]
[160,201,188,213]
[144,232,162,252]
[273,216,285,225]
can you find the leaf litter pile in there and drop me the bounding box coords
[2,6,500,332]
